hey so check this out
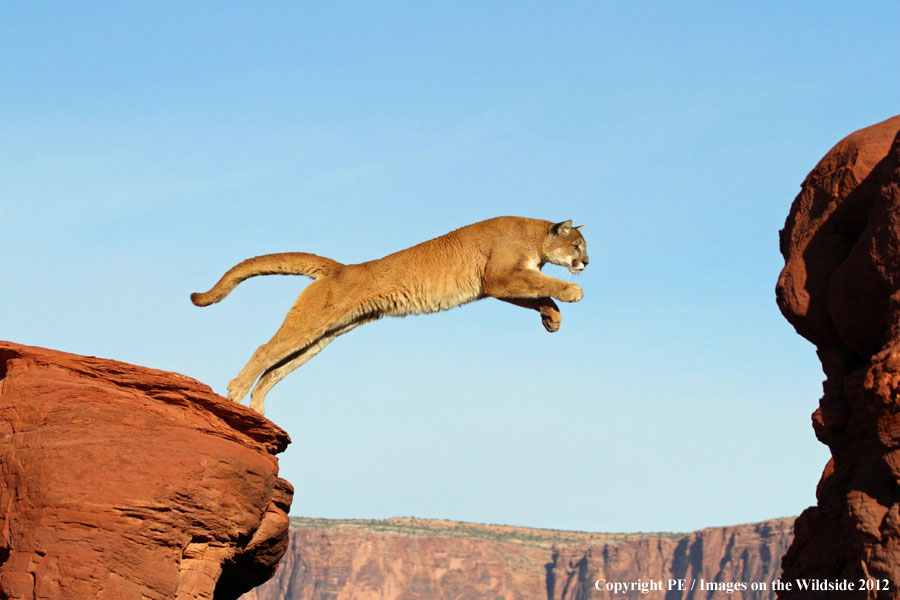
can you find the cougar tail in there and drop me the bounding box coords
[191,252,343,307]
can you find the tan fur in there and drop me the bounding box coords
[191,216,589,414]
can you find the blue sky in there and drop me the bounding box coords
[3,1,898,533]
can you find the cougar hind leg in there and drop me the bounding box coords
[227,279,357,405]
[249,314,379,413]
[226,322,315,404]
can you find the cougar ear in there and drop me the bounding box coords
[575,225,584,232]
[552,220,573,235]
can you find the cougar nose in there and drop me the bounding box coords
[583,255,589,266]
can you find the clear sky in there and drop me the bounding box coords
[3,1,898,533]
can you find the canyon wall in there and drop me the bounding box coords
[0,341,293,600]
[776,114,900,597]
[241,516,793,600]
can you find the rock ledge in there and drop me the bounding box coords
[0,341,292,600]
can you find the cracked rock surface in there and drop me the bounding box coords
[0,341,293,600]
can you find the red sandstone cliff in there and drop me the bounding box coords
[240,516,792,600]
[0,341,293,600]
[776,114,900,598]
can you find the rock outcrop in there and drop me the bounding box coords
[241,516,793,599]
[0,341,293,600]
[776,115,900,597]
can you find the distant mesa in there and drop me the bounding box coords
[0,341,292,600]
[776,115,900,596]
[240,516,793,600]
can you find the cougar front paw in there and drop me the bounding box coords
[539,303,562,332]
[557,284,583,303]
[541,313,561,332]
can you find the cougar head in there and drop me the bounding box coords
[544,220,589,274]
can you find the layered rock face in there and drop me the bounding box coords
[776,115,900,596]
[241,516,792,600]
[0,341,293,600]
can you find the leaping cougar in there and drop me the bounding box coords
[191,216,588,414]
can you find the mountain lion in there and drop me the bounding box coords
[191,216,588,414]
